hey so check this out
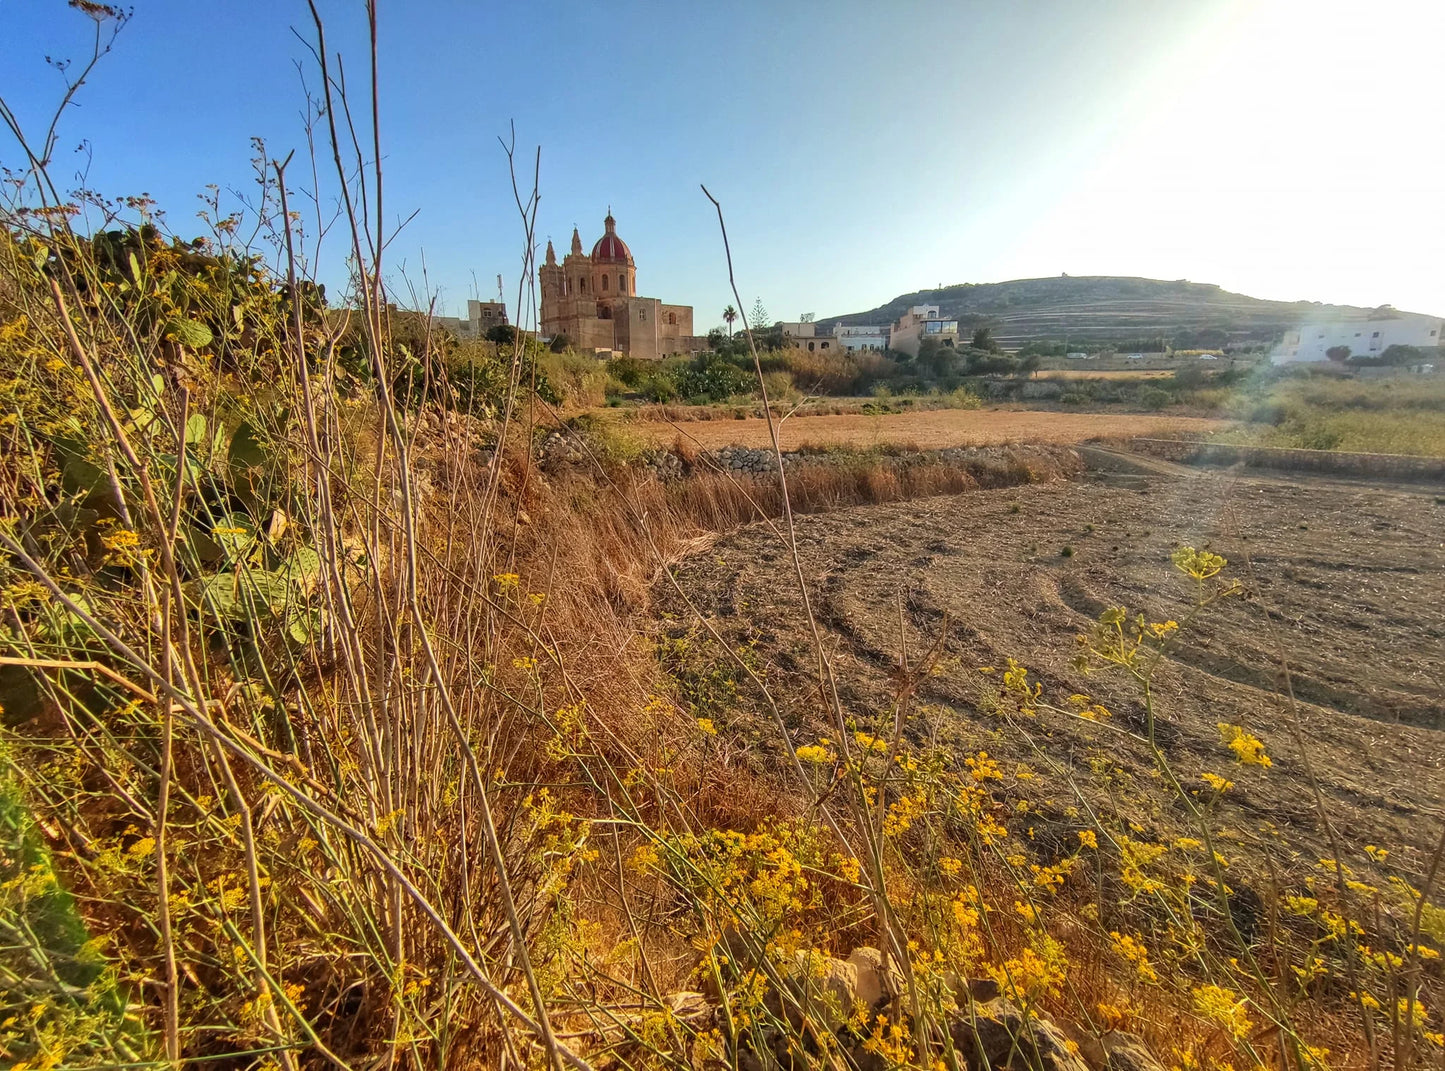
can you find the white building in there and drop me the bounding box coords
[833,323,889,352]
[1272,312,1442,364]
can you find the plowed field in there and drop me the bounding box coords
[661,465,1445,884]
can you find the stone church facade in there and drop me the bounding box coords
[539,213,698,359]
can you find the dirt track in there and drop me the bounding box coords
[630,408,1229,450]
[663,465,1445,882]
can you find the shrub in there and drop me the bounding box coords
[1173,363,1207,389]
[760,369,796,401]
[945,385,984,409]
[1137,386,1172,410]
[539,350,610,407]
[675,354,754,403]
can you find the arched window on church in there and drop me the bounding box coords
[668,312,676,326]
[618,274,626,293]
[580,277,586,293]
[601,275,609,291]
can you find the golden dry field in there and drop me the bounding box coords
[1032,368,1175,380]
[624,407,1231,450]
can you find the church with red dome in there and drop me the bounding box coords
[538,212,697,359]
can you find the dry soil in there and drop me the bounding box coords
[662,463,1445,887]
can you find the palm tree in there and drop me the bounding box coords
[723,305,737,339]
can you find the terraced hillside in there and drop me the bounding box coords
[824,275,1434,349]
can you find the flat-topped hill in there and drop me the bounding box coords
[823,275,1439,348]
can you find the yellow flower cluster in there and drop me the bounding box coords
[1110,930,1159,983]
[854,731,889,754]
[795,743,832,764]
[965,751,1003,782]
[1217,723,1271,767]
[882,792,929,838]
[1172,546,1228,581]
[860,1014,913,1066]
[990,933,1068,1002]
[1192,984,1253,1038]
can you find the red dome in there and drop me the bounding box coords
[590,213,634,264]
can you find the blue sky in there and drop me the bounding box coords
[3,0,1442,331]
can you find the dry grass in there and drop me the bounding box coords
[625,408,1233,450]
[534,447,1080,615]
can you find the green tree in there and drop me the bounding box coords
[723,304,737,339]
[749,298,769,333]
[1380,343,1423,365]
[971,325,999,352]
[1325,344,1350,362]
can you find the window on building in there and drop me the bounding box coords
[619,274,626,293]
[668,312,676,325]
[807,341,815,351]
[1372,331,1380,337]
[602,275,608,291]
[639,308,647,322]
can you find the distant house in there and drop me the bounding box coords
[435,299,509,341]
[778,320,838,352]
[1272,312,1442,364]
[833,323,888,352]
[888,304,959,358]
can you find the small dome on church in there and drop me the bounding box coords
[590,212,633,264]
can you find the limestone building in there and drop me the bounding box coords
[436,299,508,341]
[888,304,959,358]
[539,212,698,359]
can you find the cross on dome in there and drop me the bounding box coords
[591,211,632,264]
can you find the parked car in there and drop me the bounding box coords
[1199,354,1219,360]
[1126,353,1144,359]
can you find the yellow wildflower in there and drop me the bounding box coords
[1218,723,1271,767]
[854,731,889,754]
[1109,931,1159,983]
[1192,984,1252,1038]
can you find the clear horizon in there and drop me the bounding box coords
[3,0,1441,332]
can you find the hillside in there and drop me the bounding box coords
[823,275,1435,349]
